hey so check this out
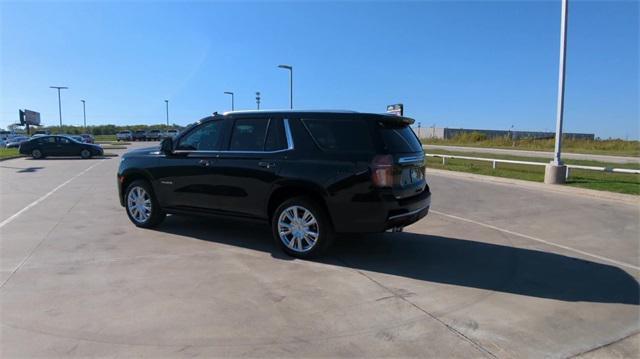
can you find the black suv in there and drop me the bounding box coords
[117,110,430,258]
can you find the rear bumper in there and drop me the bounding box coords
[330,186,431,233]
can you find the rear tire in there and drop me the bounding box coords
[31,149,43,159]
[124,180,166,228]
[272,197,334,259]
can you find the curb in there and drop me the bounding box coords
[427,168,639,206]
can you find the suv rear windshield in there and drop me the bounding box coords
[378,124,422,153]
[302,118,373,153]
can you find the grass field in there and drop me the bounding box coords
[425,149,640,195]
[423,134,640,157]
[95,135,117,142]
[0,148,22,160]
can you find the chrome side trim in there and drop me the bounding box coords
[398,155,425,164]
[388,204,429,220]
[283,118,294,150]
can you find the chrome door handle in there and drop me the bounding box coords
[258,161,275,168]
[198,159,211,167]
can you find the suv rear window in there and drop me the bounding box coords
[378,124,422,153]
[302,118,373,152]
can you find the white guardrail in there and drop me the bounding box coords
[424,153,640,178]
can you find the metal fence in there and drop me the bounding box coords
[424,153,640,178]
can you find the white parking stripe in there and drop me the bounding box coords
[431,210,640,272]
[0,161,104,229]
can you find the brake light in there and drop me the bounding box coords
[371,155,394,188]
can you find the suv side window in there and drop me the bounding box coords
[176,120,223,151]
[229,118,268,151]
[302,118,374,152]
[265,119,287,151]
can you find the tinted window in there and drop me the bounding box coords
[39,137,56,144]
[229,118,268,151]
[58,137,71,144]
[265,119,287,151]
[379,125,423,153]
[176,120,223,151]
[302,118,373,152]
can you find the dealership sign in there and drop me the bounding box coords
[19,109,41,126]
[386,103,403,117]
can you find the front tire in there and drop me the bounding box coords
[80,149,92,159]
[125,180,165,228]
[31,149,43,159]
[272,197,334,258]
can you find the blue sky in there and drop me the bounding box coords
[1,1,638,138]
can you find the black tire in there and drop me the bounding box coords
[272,196,334,259]
[80,149,92,159]
[124,179,166,228]
[31,149,43,159]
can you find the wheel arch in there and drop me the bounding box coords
[266,181,332,225]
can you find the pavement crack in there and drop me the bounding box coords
[334,255,498,359]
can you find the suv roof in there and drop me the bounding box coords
[219,110,415,124]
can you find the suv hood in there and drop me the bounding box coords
[122,146,160,158]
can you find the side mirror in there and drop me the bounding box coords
[160,137,173,154]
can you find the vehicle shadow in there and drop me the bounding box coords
[0,165,45,173]
[155,215,640,305]
[24,156,112,161]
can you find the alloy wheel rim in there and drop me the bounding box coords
[81,150,89,157]
[278,205,319,253]
[33,150,41,158]
[127,186,152,223]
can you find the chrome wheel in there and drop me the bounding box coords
[278,205,319,253]
[127,186,152,223]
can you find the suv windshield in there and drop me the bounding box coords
[379,124,422,153]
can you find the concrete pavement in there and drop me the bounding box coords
[1,143,638,357]
[424,144,640,164]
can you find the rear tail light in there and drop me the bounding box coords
[371,155,394,188]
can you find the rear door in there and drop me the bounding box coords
[213,116,289,218]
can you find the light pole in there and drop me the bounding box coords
[50,86,68,127]
[256,91,261,110]
[81,100,87,129]
[224,91,235,111]
[164,100,169,126]
[278,64,293,109]
[545,0,569,184]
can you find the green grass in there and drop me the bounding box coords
[423,135,640,157]
[0,148,22,159]
[95,135,117,142]
[425,150,640,195]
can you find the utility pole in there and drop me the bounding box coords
[277,64,293,109]
[224,92,235,111]
[545,0,569,184]
[256,91,261,110]
[81,100,86,129]
[49,86,68,127]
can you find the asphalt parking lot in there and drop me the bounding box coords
[1,142,638,358]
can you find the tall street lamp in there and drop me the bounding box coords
[277,64,293,109]
[81,100,87,129]
[545,0,569,184]
[224,91,235,111]
[50,86,68,127]
[164,100,169,126]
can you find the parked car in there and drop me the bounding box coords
[145,129,162,141]
[132,130,147,141]
[4,136,30,148]
[117,110,430,258]
[164,129,179,138]
[116,130,133,141]
[19,135,104,159]
[80,134,95,143]
[33,130,50,136]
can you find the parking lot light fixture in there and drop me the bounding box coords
[165,100,169,126]
[277,65,293,109]
[224,91,235,111]
[49,86,69,127]
[81,100,86,129]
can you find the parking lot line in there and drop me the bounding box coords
[0,161,104,230]
[431,209,640,272]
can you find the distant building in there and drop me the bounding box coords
[413,127,594,141]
